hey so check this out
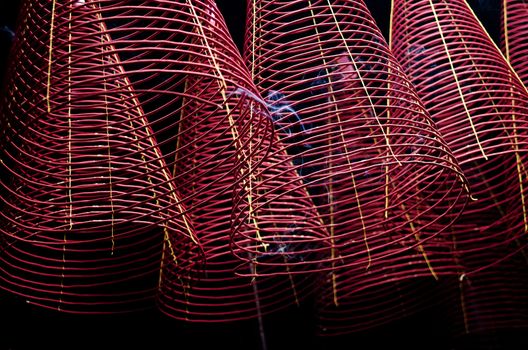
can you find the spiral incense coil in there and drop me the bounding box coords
[501,0,528,87]
[244,0,469,334]
[0,0,202,313]
[35,0,328,322]
[391,0,528,333]
[159,32,327,321]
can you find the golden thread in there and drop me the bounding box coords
[429,0,488,160]
[101,24,115,255]
[326,0,402,166]
[46,0,57,113]
[445,0,528,232]
[313,3,372,270]
[186,0,266,252]
[402,202,439,280]
[59,4,73,311]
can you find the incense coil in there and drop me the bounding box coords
[243,0,469,334]
[0,0,202,313]
[391,0,528,333]
[501,0,528,86]
[39,0,328,322]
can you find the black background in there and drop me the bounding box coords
[1,1,525,350]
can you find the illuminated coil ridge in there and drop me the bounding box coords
[0,0,202,313]
[501,0,528,86]
[243,0,470,335]
[391,0,528,333]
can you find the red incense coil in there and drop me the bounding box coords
[159,51,325,321]
[0,0,202,313]
[243,0,469,334]
[391,0,528,333]
[501,0,528,86]
[63,0,328,322]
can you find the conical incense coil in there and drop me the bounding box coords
[244,0,469,334]
[63,0,329,322]
[0,0,201,313]
[391,0,528,333]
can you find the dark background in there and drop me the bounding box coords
[1,1,524,350]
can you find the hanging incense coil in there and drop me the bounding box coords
[40,0,328,322]
[391,0,528,333]
[243,0,469,334]
[0,0,202,313]
[501,0,528,86]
